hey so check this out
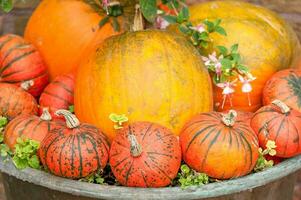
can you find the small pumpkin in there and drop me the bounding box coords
[0,34,49,97]
[0,83,38,120]
[188,1,300,112]
[4,108,62,150]
[180,110,259,179]
[251,100,301,158]
[39,73,74,118]
[24,0,136,80]
[75,30,213,140]
[109,122,181,187]
[38,110,109,179]
[263,69,301,113]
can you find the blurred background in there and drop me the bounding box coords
[0,0,300,199]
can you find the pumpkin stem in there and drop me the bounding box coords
[272,100,290,114]
[221,110,237,127]
[132,4,144,31]
[20,80,34,91]
[40,107,52,121]
[128,134,142,157]
[55,109,80,129]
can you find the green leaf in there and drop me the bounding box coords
[214,19,222,27]
[237,64,249,74]
[112,17,120,32]
[176,164,209,189]
[230,44,239,53]
[139,0,157,23]
[179,24,190,34]
[215,26,227,36]
[99,16,110,28]
[0,116,8,128]
[200,41,209,49]
[163,15,178,24]
[69,105,75,113]
[12,138,41,170]
[177,7,189,23]
[221,58,232,70]
[203,20,214,33]
[231,53,241,63]
[1,0,13,13]
[217,46,228,56]
[199,32,209,41]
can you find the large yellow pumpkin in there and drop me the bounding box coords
[25,0,136,80]
[75,30,213,140]
[189,1,300,112]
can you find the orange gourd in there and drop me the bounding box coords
[25,0,136,80]
[180,110,259,179]
[109,122,181,187]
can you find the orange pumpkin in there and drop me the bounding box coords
[109,122,181,187]
[263,69,301,112]
[24,0,136,80]
[251,100,301,158]
[189,1,300,112]
[4,108,62,150]
[180,110,259,179]
[75,30,213,140]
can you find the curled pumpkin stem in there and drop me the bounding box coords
[40,107,52,121]
[221,110,237,127]
[56,109,80,129]
[128,134,142,157]
[272,99,290,114]
[109,113,128,129]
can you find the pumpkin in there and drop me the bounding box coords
[188,1,300,112]
[251,100,301,158]
[180,110,259,179]
[0,34,49,97]
[109,121,181,187]
[75,30,213,140]
[0,83,38,120]
[24,0,136,80]
[39,73,74,118]
[4,108,62,150]
[38,110,109,179]
[263,69,301,113]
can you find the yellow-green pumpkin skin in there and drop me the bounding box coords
[75,30,213,140]
[189,1,300,112]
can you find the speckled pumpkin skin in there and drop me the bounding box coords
[109,122,181,187]
[38,123,110,179]
[75,30,213,140]
[263,69,301,113]
[189,1,300,112]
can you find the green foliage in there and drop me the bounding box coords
[79,170,105,184]
[0,0,13,13]
[109,113,128,130]
[69,105,75,113]
[254,140,276,172]
[175,164,209,189]
[12,138,41,170]
[139,0,157,23]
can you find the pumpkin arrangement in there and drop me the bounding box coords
[0,0,300,190]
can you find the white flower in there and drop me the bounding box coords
[190,24,206,34]
[155,16,170,29]
[216,80,237,95]
[202,52,223,78]
[239,74,256,93]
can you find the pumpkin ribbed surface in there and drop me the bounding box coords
[109,122,181,187]
[180,111,259,179]
[0,34,48,97]
[0,83,38,120]
[38,116,110,179]
[75,30,213,140]
[251,100,301,158]
[189,1,300,112]
[263,69,301,113]
[24,0,136,80]
[39,73,74,118]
